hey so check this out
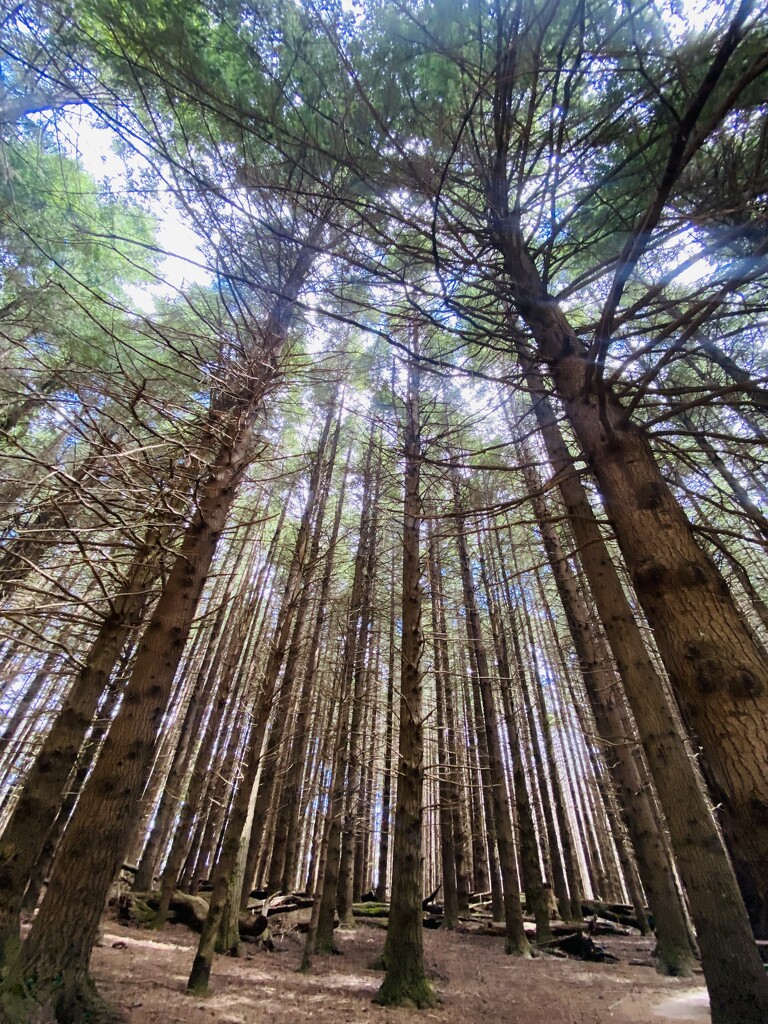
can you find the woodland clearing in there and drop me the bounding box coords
[88,921,710,1024]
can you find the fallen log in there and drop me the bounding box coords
[459,918,622,960]
[352,902,389,919]
[170,891,210,930]
[114,890,275,941]
[468,890,492,903]
[111,891,209,930]
[268,895,314,915]
[539,931,619,963]
[581,899,650,931]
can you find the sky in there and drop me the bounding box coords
[58,112,212,310]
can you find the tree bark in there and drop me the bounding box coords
[187,413,329,993]
[510,348,768,1018]
[452,483,530,956]
[279,443,349,894]
[427,526,459,929]
[3,395,260,1021]
[519,448,694,969]
[376,345,435,1008]
[480,540,552,943]
[0,543,159,962]
[21,652,128,918]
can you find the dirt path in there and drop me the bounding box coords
[90,922,710,1024]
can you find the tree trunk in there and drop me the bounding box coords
[519,446,693,968]
[429,538,471,913]
[452,483,530,955]
[176,604,262,902]
[488,10,768,950]
[0,652,60,786]
[458,647,491,897]
[299,678,344,972]
[187,417,329,994]
[3,238,315,1019]
[427,526,459,929]
[480,540,552,943]
[684,489,768,635]
[312,630,359,950]
[521,588,585,925]
[0,543,159,962]
[131,594,231,893]
[279,444,349,894]
[374,546,397,902]
[3,394,261,1021]
[313,429,379,941]
[337,430,381,928]
[376,346,435,1008]
[511,345,768,1018]
[21,654,128,918]
[155,593,257,926]
[500,570,572,923]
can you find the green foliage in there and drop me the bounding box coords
[0,128,160,397]
[0,129,157,297]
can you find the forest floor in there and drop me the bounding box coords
[90,919,711,1024]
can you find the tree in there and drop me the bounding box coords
[452,472,531,955]
[2,1,768,1020]
[187,393,338,992]
[376,342,435,1008]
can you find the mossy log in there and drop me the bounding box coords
[352,902,390,918]
[116,890,313,938]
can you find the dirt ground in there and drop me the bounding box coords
[90,920,711,1024]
